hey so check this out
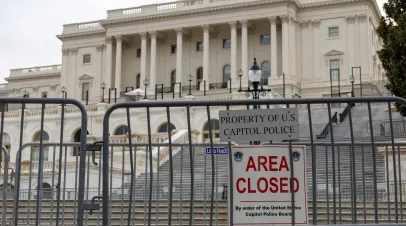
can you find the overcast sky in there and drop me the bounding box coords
[0,0,387,83]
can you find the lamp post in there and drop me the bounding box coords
[143,79,149,99]
[238,69,243,92]
[349,74,355,97]
[23,90,29,98]
[101,82,106,102]
[187,74,193,96]
[61,86,66,98]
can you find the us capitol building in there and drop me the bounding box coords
[0,0,389,190]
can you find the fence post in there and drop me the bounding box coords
[179,82,182,98]
[204,80,206,96]
[173,83,175,99]
[86,91,89,105]
[229,78,232,94]
[155,85,158,100]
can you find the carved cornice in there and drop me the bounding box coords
[115,35,123,43]
[105,36,114,44]
[96,44,104,52]
[311,20,321,28]
[347,15,356,24]
[5,73,61,82]
[56,31,106,41]
[62,48,70,56]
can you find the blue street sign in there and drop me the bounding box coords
[205,147,228,155]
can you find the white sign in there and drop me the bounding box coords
[205,147,228,155]
[219,108,299,142]
[231,145,308,225]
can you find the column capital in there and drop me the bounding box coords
[347,15,356,24]
[70,48,78,55]
[105,36,114,44]
[240,20,249,28]
[299,20,310,28]
[175,28,183,35]
[62,48,70,56]
[268,16,278,24]
[311,20,321,28]
[139,32,148,40]
[358,14,367,22]
[202,24,210,32]
[115,35,123,43]
[229,21,238,29]
[280,15,289,23]
[96,44,105,52]
[149,31,157,39]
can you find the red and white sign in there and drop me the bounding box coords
[231,146,308,225]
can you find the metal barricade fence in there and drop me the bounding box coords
[0,98,88,226]
[98,96,406,226]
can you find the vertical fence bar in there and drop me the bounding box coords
[12,102,25,226]
[166,106,174,226]
[0,103,5,226]
[126,108,136,226]
[156,146,160,226]
[361,146,366,224]
[398,144,404,222]
[180,146,184,226]
[121,146,125,225]
[324,146,329,223]
[62,146,68,225]
[388,102,399,222]
[56,103,65,226]
[146,107,154,226]
[347,103,357,224]
[50,146,56,226]
[35,103,46,226]
[386,145,391,223]
[110,146,114,225]
[367,102,379,223]
[337,145,342,224]
[186,106,195,226]
[307,103,317,224]
[327,103,337,224]
[226,105,233,226]
[206,106,215,226]
[28,147,33,225]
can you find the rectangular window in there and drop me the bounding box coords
[328,27,339,38]
[136,48,141,58]
[82,83,89,101]
[83,54,91,64]
[42,92,47,98]
[171,45,177,54]
[330,59,340,81]
[260,34,270,45]
[196,42,204,51]
[223,39,231,49]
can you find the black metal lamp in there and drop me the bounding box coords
[101,82,106,102]
[187,74,193,96]
[349,74,355,97]
[238,69,243,92]
[239,58,271,103]
[143,79,149,99]
[23,89,29,98]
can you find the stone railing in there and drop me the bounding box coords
[61,20,104,35]
[9,65,61,77]
[3,105,99,119]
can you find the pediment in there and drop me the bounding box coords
[78,74,93,80]
[324,49,344,56]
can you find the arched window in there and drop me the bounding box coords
[223,65,231,85]
[158,123,176,133]
[171,70,176,85]
[136,74,141,88]
[196,67,203,88]
[37,182,52,199]
[202,119,220,142]
[115,125,129,135]
[32,130,49,162]
[72,129,89,156]
[261,61,270,85]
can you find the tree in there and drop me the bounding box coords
[377,0,406,115]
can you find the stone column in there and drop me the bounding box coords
[140,32,148,86]
[61,48,70,92]
[347,15,355,76]
[175,28,183,92]
[269,16,278,78]
[281,16,289,75]
[149,31,157,89]
[291,18,296,79]
[312,20,321,79]
[240,20,249,87]
[359,14,369,79]
[202,24,210,91]
[230,21,238,87]
[114,35,123,92]
[105,36,113,89]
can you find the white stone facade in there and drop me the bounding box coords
[0,0,391,190]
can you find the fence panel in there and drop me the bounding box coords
[97,96,406,226]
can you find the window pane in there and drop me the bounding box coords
[261,61,271,85]
[171,70,176,84]
[223,39,231,48]
[330,59,340,81]
[171,45,177,54]
[223,65,231,83]
[83,55,91,64]
[82,83,89,100]
[137,49,141,58]
[197,42,204,51]
[330,59,340,69]
[261,35,270,45]
[329,27,339,37]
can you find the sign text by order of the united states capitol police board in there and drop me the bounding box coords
[219,108,299,142]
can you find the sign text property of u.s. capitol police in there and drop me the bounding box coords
[219,108,299,142]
